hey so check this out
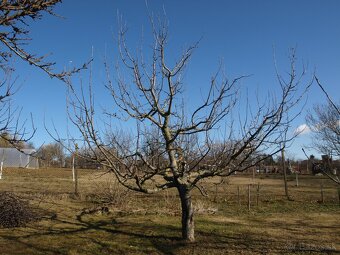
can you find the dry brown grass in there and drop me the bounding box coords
[0,167,339,254]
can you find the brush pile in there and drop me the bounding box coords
[0,192,37,228]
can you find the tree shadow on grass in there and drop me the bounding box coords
[1,213,337,255]
[1,212,185,255]
[195,218,338,255]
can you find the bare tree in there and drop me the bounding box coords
[304,75,340,185]
[314,76,340,115]
[0,1,89,147]
[305,101,340,185]
[0,0,87,80]
[62,20,311,241]
[37,142,64,168]
[306,102,340,158]
[0,69,35,147]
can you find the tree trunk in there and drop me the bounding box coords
[281,147,290,200]
[177,185,195,242]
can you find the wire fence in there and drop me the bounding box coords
[0,167,339,209]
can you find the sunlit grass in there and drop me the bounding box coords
[0,168,339,254]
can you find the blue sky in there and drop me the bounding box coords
[11,0,340,159]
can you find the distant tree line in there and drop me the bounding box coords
[36,142,99,169]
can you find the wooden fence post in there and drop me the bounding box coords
[256,183,260,206]
[248,184,251,211]
[295,172,299,187]
[214,183,218,202]
[74,144,79,197]
[74,164,78,196]
[72,156,75,182]
[252,168,255,183]
[320,182,324,204]
[0,161,3,180]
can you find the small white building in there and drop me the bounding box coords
[0,148,39,169]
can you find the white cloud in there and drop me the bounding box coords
[294,124,311,135]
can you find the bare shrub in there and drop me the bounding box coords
[87,176,132,210]
[0,192,37,228]
[194,199,218,215]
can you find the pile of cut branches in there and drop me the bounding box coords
[0,192,37,228]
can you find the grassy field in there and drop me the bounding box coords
[0,168,339,254]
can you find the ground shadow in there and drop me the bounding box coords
[0,211,338,255]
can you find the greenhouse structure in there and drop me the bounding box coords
[0,148,39,169]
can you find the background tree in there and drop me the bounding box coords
[0,0,86,79]
[37,142,64,168]
[306,102,340,158]
[0,68,35,147]
[61,20,311,242]
[305,76,340,184]
[314,76,340,116]
[0,0,88,147]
